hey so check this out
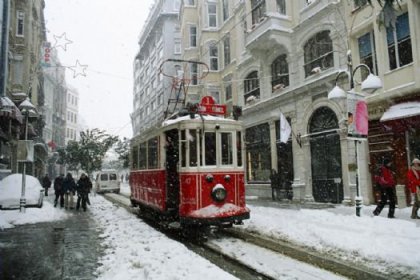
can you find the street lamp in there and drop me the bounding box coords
[18,98,38,213]
[327,52,382,216]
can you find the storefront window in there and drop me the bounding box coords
[409,129,420,160]
[246,123,271,182]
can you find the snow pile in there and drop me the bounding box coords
[0,174,44,208]
[0,200,69,230]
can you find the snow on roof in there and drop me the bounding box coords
[162,114,235,126]
[380,102,420,122]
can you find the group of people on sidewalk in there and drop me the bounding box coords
[40,173,93,212]
[373,158,420,219]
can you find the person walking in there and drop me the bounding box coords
[53,174,65,208]
[41,174,51,196]
[76,173,92,211]
[63,173,76,209]
[373,158,397,218]
[407,158,420,219]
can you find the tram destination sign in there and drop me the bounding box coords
[198,96,226,116]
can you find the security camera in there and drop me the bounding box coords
[215,124,220,130]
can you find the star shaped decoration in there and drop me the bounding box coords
[53,32,73,51]
[68,60,88,78]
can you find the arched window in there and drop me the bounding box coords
[303,31,333,77]
[271,54,289,91]
[244,71,259,102]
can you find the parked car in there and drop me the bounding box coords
[95,170,120,194]
[0,174,44,209]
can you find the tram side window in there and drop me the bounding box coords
[139,143,147,169]
[221,132,233,165]
[189,130,198,167]
[132,145,139,169]
[237,131,243,166]
[205,132,216,165]
[148,137,159,169]
[181,130,186,167]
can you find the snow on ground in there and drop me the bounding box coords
[1,179,420,278]
[242,204,420,276]
[208,237,347,280]
[90,195,238,280]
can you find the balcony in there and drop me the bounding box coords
[246,15,292,52]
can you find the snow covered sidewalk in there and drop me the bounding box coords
[243,201,420,278]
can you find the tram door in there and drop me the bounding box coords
[165,129,179,213]
[309,107,343,203]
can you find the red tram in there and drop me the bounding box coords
[129,105,250,227]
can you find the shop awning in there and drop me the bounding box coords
[0,96,23,123]
[380,102,420,132]
[380,102,420,122]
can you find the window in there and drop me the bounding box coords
[189,130,198,167]
[185,0,195,6]
[174,0,181,11]
[224,79,232,101]
[16,11,24,37]
[209,44,218,71]
[148,137,159,169]
[210,90,220,103]
[354,0,368,9]
[174,40,181,54]
[221,132,233,165]
[246,123,271,182]
[189,25,197,47]
[204,132,216,165]
[223,34,231,66]
[386,12,412,70]
[358,31,378,80]
[303,30,333,77]
[190,62,198,85]
[222,0,229,21]
[271,54,289,90]
[237,131,242,166]
[139,143,147,169]
[208,3,217,28]
[244,71,259,102]
[251,0,266,26]
[276,0,286,15]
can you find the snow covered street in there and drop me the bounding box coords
[1,182,420,279]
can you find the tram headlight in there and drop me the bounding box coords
[212,184,227,202]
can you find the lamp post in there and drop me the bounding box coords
[18,98,38,213]
[328,52,382,216]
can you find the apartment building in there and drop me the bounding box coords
[131,0,182,136]
[65,86,79,144]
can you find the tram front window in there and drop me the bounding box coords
[205,132,216,165]
[221,132,233,165]
[189,130,198,167]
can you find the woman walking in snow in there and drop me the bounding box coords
[407,158,420,219]
[373,158,396,218]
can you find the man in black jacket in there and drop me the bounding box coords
[76,173,92,211]
[53,174,64,207]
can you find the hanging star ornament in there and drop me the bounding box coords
[53,32,73,51]
[68,60,88,78]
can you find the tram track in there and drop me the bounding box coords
[103,193,391,280]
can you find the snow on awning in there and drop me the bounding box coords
[380,102,420,122]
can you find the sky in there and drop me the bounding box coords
[1,180,420,279]
[43,0,155,139]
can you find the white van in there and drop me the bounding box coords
[95,170,120,194]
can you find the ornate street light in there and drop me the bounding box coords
[18,98,38,213]
[327,52,382,217]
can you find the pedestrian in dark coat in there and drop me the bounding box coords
[407,158,420,219]
[373,158,396,218]
[53,174,65,208]
[76,173,92,211]
[63,173,76,209]
[41,174,51,196]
